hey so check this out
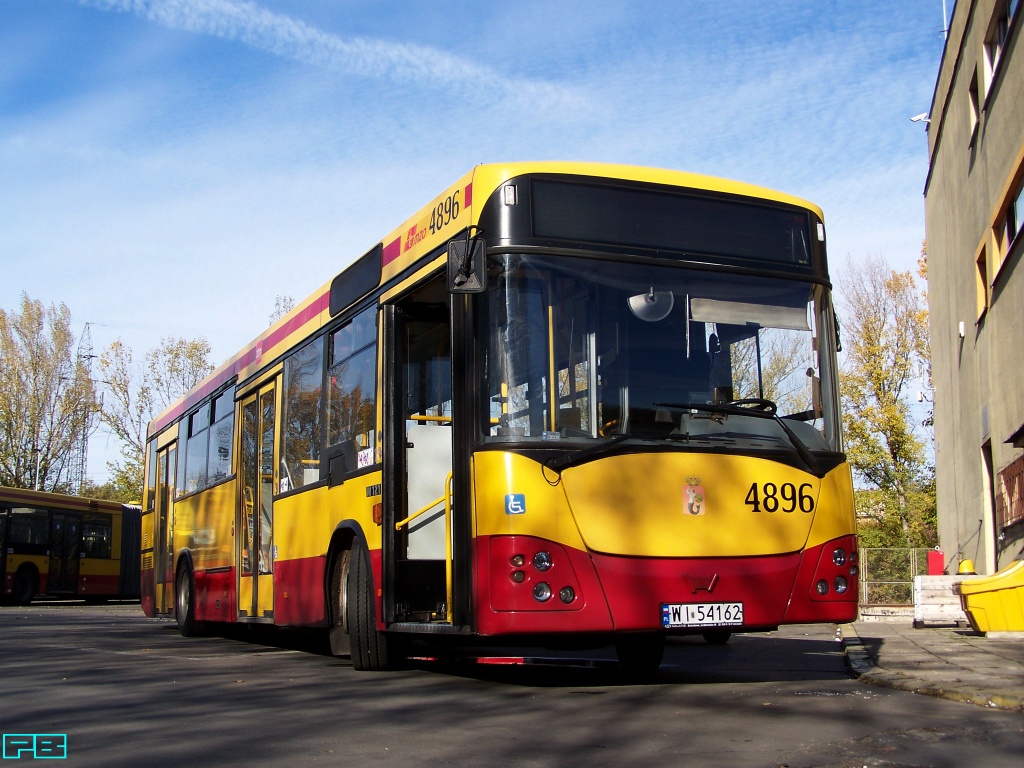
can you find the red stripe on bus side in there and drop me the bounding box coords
[382,237,401,266]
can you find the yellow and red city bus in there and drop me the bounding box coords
[140,162,858,672]
[0,487,141,605]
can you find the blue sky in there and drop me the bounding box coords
[1,0,946,482]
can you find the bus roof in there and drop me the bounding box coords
[0,486,126,514]
[147,162,823,439]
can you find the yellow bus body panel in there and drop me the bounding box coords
[272,471,383,563]
[172,481,236,571]
[474,451,854,558]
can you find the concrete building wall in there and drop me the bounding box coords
[925,0,1024,574]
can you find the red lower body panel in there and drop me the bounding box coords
[140,567,154,616]
[77,574,119,597]
[473,535,858,636]
[593,550,803,631]
[195,568,235,623]
[273,556,327,626]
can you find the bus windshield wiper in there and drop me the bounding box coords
[545,434,631,473]
[656,399,821,476]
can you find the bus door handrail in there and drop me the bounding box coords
[407,414,452,424]
[393,472,454,624]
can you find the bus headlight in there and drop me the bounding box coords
[534,583,552,602]
[533,551,553,572]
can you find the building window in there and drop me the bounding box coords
[997,454,1024,529]
[984,0,1013,92]
[992,174,1024,282]
[968,70,981,142]
[975,244,990,318]
[1008,177,1024,247]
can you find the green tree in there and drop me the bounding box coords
[839,254,935,547]
[0,293,99,491]
[80,478,137,503]
[99,336,214,499]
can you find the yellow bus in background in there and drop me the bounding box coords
[141,162,858,673]
[0,487,140,605]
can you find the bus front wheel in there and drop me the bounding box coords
[345,540,396,671]
[12,566,38,606]
[176,565,203,637]
[614,633,665,678]
[703,631,732,645]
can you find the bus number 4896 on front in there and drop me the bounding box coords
[744,482,814,513]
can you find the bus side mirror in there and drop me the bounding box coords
[448,238,487,293]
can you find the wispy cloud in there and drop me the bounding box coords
[76,0,584,109]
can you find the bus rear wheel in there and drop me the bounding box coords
[13,566,38,606]
[176,565,203,637]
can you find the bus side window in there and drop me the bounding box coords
[10,508,48,551]
[281,336,325,490]
[83,513,113,558]
[325,306,378,481]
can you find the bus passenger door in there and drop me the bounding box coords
[48,512,81,594]
[386,281,455,624]
[153,444,177,615]
[238,381,277,620]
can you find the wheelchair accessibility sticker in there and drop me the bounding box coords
[505,494,527,515]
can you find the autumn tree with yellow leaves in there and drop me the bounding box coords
[838,252,935,548]
[98,336,214,500]
[0,294,99,491]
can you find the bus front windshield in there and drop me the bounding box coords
[481,253,842,455]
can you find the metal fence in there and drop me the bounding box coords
[858,548,934,606]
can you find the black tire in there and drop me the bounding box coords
[12,566,38,606]
[328,549,352,656]
[346,540,396,671]
[702,631,732,645]
[176,565,203,637]
[614,633,665,679]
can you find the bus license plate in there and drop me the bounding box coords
[661,602,743,628]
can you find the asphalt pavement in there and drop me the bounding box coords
[842,619,1024,713]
